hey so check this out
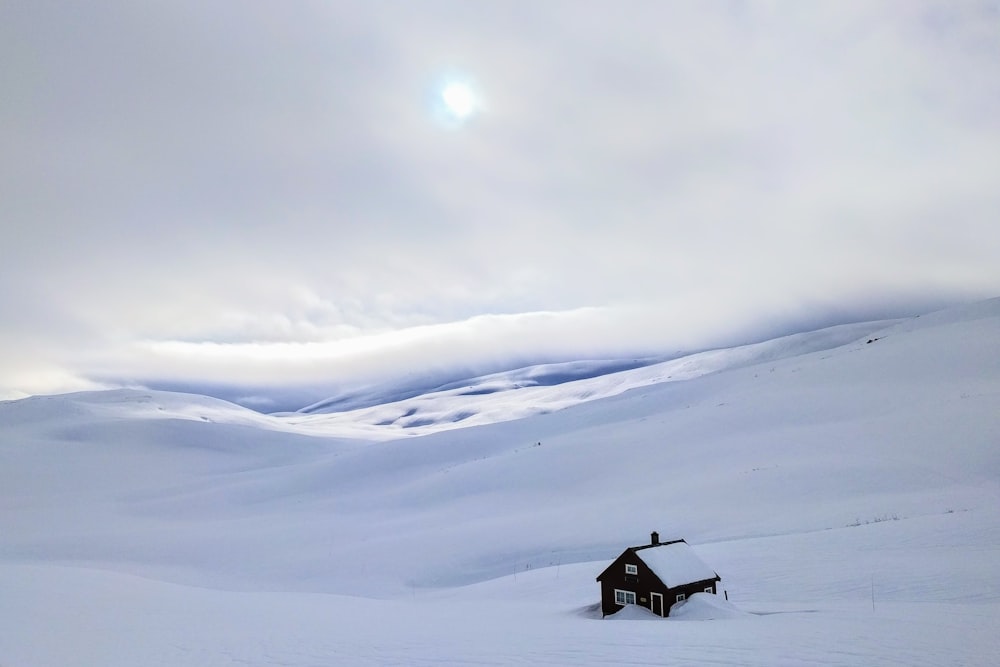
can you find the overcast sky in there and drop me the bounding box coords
[2,1,999,408]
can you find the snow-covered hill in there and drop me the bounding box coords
[295,356,667,414]
[282,317,902,439]
[1,298,999,665]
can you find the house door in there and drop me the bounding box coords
[651,592,664,617]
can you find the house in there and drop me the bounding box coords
[596,532,721,617]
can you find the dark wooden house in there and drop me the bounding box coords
[596,532,721,617]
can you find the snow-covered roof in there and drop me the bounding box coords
[634,541,718,588]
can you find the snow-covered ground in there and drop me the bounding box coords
[2,299,999,665]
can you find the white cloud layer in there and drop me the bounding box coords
[2,1,999,405]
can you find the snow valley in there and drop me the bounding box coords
[2,299,999,666]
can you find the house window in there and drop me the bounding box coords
[625,564,638,575]
[615,589,637,606]
[704,587,714,593]
[676,593,686,603]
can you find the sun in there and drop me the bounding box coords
[441,82,478,120]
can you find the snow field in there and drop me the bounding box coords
[2,299,999,665]
[4,522,999,667]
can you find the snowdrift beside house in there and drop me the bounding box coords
[669,593,750,620]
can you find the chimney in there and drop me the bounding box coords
[651,531,660,546]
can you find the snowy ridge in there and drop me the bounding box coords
[11,318,900,442]
[296,357,663,414]
[2,299,999,665]
[280,318,900,439]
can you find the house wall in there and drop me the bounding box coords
[598,549,720,617]
[598,549,643,616]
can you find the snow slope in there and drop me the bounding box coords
[281,318,901,439]
[295,356,666,414]
[1,299,999,665]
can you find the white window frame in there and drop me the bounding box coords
[624,563,638,575]
[704,586,714,593]
[614,589,637,606]
[676,593,686,603]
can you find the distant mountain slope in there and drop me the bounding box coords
[295,357,666,415]
[281,318,901,439]
[2,316,906,443]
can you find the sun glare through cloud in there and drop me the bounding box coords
[432,75,483,126]
[442,82,477,119]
